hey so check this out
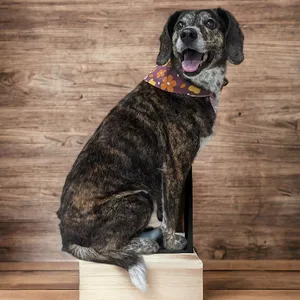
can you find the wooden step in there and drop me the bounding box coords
[80,252,203,300]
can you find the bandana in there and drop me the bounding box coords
[144,60,218,113]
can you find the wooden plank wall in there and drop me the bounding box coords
[0,262,79,300]
[0,0,299,262]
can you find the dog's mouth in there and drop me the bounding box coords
[180,49,213,75]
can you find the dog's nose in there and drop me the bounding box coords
[180,28,198,44]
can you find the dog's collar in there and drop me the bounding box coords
[144,60,218,113]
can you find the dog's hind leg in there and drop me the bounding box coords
[66,191,155,291]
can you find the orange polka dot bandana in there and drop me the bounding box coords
[144,60,217,113]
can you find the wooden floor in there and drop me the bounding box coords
[0,0,300,299]
[1,261,300,300]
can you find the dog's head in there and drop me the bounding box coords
[156,8,244,91]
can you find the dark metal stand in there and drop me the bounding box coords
[183,167,193,253]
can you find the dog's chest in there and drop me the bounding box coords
[197,121,215,154]
[199,134,213,151]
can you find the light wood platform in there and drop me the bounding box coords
[80,252,203,300]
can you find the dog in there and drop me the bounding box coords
[57,8,244,291]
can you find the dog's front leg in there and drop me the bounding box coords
[161,163,187,251]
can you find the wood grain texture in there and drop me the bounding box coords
[205,290,300,300]
[203,260,300,271]
[1,290,299,300]
[80,252,203,300]
[0,270,79,290]
[0,261,79,271]
[0,0,299,263]
[0,290,78,300]
[204,271,300,290]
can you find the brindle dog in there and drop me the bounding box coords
[57,8,244,291]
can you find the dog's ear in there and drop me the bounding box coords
[156,11,183,66]
[217,8,244,65]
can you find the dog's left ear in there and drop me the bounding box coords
[217,8,244,65]
[156,11,183,66]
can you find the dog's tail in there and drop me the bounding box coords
[67,244,147,291]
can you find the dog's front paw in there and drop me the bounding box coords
[163,234,187,251]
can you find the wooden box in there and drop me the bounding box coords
[79,169,203,300]
[80,252,203,300]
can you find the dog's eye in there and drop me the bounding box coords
[205,19,216,29]
[177,21,185,29]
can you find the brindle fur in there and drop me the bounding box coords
[57,8,244,290]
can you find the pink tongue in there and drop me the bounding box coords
[182,51,202,73]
